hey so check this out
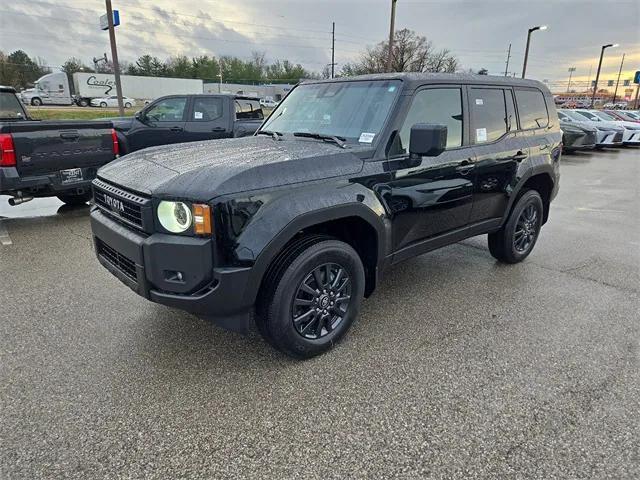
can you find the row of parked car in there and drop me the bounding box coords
[559,108,640,152]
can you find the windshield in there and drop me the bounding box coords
[593,111,617,121]
[0,92,27,120]
[575,110,600,121]
[561,110,589,122]
[260,80,401,144]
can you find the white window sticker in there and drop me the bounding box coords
[358,132,376,143]
[194,111,203,119]
[475,98,484,105]
[476,128,487,142]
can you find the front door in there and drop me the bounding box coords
[382,86,476,256]
[127,96,188,152]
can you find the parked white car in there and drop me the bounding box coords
[575,109,640,145]
[259,98,278,108]
[91,95,136,108]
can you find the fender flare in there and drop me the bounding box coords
[501,164,556,225]
[240,202,388,306]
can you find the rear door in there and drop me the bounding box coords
[126,96,188,151]
[467,86,527,223]
[184,96,230,142]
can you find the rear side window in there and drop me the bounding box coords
[192,97,223,121]
[470,88,507,143]
[397,88,463,153]
[516,89,549,129]
[235,99,264,120]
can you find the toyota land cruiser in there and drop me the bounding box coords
[90,73,561,358]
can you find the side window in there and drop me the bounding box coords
[235,99,264,120]
[470,88,507,143]
[145,97,187,122]
[515,89,549,129]
[395,88,463,155]
[192,97,223,122]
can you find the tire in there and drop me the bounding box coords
[31,98,42,106]
[125,102,132,109]
[257,236,365,359]
[488,189,544,264]
[78,98,89,107]
[56,192,92,206]
[100,102,107,108]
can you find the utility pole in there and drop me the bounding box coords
[612,53,625,104]
[567,67,576,93]
[331,22,335,78]
[504,43,511,77]
[105,0,124,116]
[386,0,398,73]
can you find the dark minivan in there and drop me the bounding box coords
[90,73,561,358]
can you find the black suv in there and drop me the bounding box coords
[90,73,561,358]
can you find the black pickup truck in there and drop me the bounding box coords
[111,94,264,154]
[0,86,117,206]
[90,73,561,358]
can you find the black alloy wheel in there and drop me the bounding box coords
[292,263,351,339]
[513,203,539,253]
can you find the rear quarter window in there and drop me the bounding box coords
[235,99,264,120]
[515,88,549,129]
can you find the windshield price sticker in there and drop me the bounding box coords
[359,132,376,143]
[476,98,484,105]
[476,128,487,142]
[194,111,203,119]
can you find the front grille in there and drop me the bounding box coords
[93,179,148,230]
[96,239,137,281]
[585,131,597,146]
[613,132,623,143]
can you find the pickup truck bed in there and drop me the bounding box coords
[0,86,117,205]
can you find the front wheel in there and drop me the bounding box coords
[100,102,107,108]
[56,192,92,206]
[124,102,132,109]
[488,190,543,263]
[257,237,365,359]
[31,98,42,106]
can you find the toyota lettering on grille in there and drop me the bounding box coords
[104,194,125,213]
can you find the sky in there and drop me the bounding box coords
[1,0,639,93]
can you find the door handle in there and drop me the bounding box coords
[211,127,226,132]
[455,159,475,175]
[59,132,80,140]
[513,151,528,162]
[170,127,183,132]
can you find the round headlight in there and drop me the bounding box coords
[157,201,192,233]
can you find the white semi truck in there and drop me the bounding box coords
[20,72,204,107]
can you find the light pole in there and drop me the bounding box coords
[591,43,619,108]
[386,0,398,73]
[522,25,547,78]
[567,67,576,93]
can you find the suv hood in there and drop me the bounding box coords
[98,136,367,200]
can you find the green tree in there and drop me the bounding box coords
[61,57,94,75]
[0,50,50,89]
[166,55,193,78]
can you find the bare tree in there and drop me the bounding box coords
[341,29,458,76]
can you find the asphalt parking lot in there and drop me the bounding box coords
[1,147,639,479]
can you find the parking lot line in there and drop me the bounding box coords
[0,220,12,245]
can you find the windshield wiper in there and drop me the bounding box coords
[256,130,283,141]
[293,132,347,149]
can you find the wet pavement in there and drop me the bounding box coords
[1,147,639,479]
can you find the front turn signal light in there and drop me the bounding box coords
[192,204,212,235]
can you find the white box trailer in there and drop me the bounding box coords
[19,71,203,107]
[72,73,203,106]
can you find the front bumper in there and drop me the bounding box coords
[622,130,640,144]
[0,166,98,196]
[90,208,253,332]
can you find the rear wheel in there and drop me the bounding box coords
[488,190,543,263]
[100,102,107,108]
[56,192,92,206]
[31,98,42,106]
[124,102,132,109]
[78,98,89,107]
[257,237,365,359]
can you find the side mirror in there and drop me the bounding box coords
[409,123,447,159]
